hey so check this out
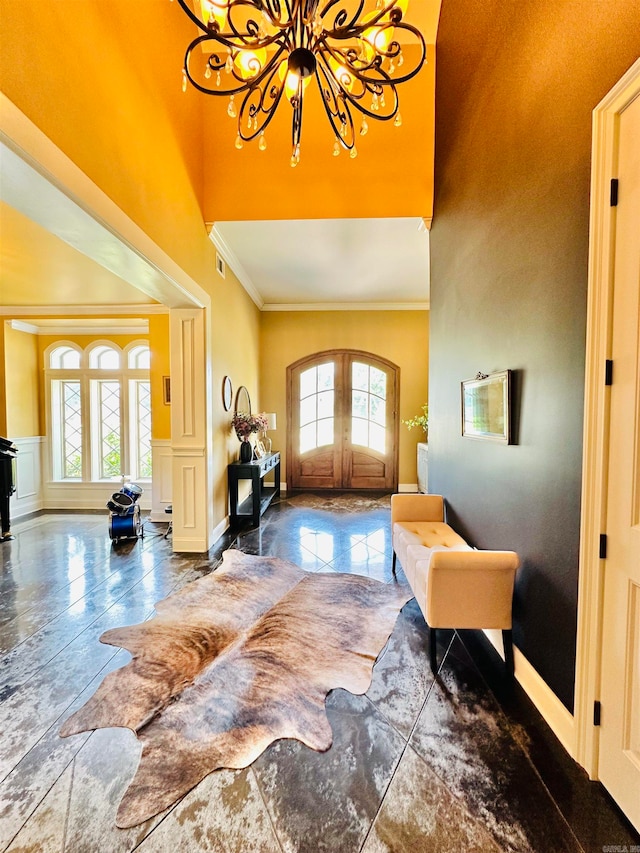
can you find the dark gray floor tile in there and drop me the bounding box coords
[362,744,503,853]
[135,768,281,853]
[366,599,437,737]
[253,691,405,853]
[4,762,74,853]
[64,727,162,853]
[410,657,583,853]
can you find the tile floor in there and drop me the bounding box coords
[1,493,638,852]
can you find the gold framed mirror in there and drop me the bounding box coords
[235,385,251,415]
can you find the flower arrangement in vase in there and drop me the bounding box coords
[231,412,269,461]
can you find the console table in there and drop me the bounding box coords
[228,451,281,527]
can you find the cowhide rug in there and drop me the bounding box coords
[60,549,411,828]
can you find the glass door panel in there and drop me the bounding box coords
[351,361,387,453]
[298,364,335,454]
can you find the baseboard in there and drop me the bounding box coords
[398,483,419,493]
[171,535,210,553]
[148,510,171,523]
[211,515,228,546]
[483,629,575,757]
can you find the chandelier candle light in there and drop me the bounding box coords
[174,0,426,164]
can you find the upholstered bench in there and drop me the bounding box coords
[391,494,520,674]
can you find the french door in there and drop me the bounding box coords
[287,350,399,491]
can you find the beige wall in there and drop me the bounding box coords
[210,269,262,512]
[4,324,39,438]
[260,310,429,485]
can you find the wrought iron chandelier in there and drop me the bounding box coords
[175,0,426,165]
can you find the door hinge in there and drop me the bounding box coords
[599,534,607,559]
[594,700,601,726]
[605,359,613,386]
[610,178,619,207]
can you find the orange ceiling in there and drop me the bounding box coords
[0,0,439,309]
[201,44,436,223]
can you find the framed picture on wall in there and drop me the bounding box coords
[461,370,511,443]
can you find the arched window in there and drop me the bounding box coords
[49,345,81,369]
[89,345,120,369]
[127,344,150,369]
[46,341,152,482]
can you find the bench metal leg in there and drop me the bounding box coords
[429,627,438,673]
[503,629,514,677]
[392,551,397,576]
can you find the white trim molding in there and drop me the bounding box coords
[44,481,151,512]
[169,308,215,552]
[484,629,575,756]
[1,305,168,316]
[261,302,430,312]
[8,318,150,336]
[574,57,640,780]
[398,482,419,493]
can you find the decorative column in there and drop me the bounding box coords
[169,308,214,551]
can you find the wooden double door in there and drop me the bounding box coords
[287,350,399,491]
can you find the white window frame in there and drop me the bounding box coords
[45,340,151,484]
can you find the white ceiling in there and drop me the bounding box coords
[212,217,431,309]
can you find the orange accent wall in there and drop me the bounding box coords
[149,316,171,441]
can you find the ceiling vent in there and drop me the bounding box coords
[216,253,225,278]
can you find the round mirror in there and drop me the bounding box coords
[235,385,251,415]
[222,375,233,411]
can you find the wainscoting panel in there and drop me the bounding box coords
[169,308,214,552]
[10,436,44,519]
[149,440,172,522]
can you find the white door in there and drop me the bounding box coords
[598,90,640,832]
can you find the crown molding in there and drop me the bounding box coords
[7,319,149,336]
[7,319,39,334]
[260,301,430,312]
[207,223,264,310]
[0,304,168,316]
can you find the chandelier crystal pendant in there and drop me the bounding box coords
[175,0,426,165]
